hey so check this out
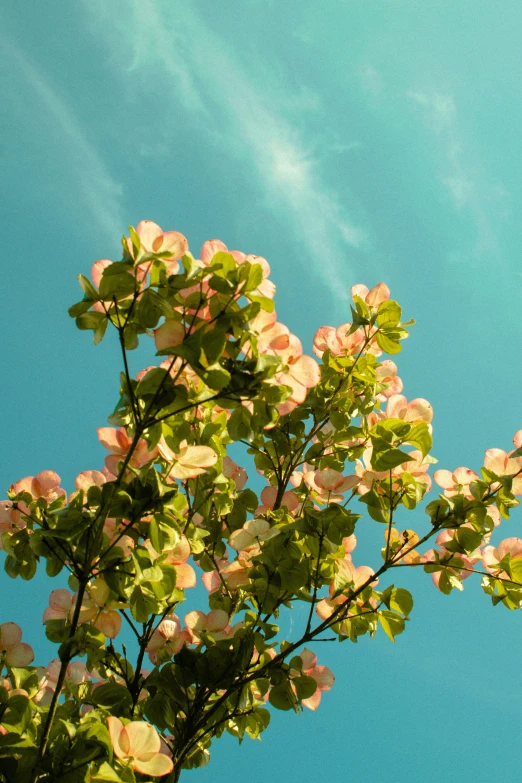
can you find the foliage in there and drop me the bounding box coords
[1,221,521,782]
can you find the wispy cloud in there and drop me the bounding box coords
[1,36,124,240]
[81,0,367,305]
[406,89,508,262]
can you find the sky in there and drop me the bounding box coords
[1,0,522,780]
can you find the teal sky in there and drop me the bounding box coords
[1,1,522,780]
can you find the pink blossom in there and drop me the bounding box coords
[259,486,300,514]
[312,324,366,359]
[74,470,107,494]
[146,535,196,589]
[229,519,280,551]
[97,427,158,474]
[46,658,90,688]
[158,438,217,480]
[433,467,479,499]
[184,610,231,643]
[293,648,335,711]
[146,615,190,663]
[303,468,360,503]
[384,394,433,424]
[483,448,522,495]
[42,589,74,623]
[421,542,476,591]
[200,240,275,298]
[154,319,185,352]
[0,623,34,667]
[355,447,431,495]
[107,717,173,777]
[482,537,522,579]
[0,501,27,548]
[12,471,66,505]
[223,456,248,489]
[351,282,390,307]
[201,554,253,594]
[316,562,376,625]
[275,351,321,416]
[127,220,188,277]
[375,360,403,399]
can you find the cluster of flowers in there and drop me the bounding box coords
[2,222,522,777]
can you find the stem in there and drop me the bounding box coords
[30,578,89,782]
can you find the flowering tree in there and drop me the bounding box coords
[1,221,521,782]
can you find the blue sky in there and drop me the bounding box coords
[1,1,522,780]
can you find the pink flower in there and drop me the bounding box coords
[147,535,196,589]
[223,456,248,489]
[258,486,300,514]
[43,582,123,639]
[316,561,376,627]
[107,717,173,777]
[127,220,188,277]
[74,470,107,494]
[375,360,403,399]
[303,468,360,503]
[351,282,390,307]
[12,471,66,505]
[46,658,90,688]
[292,648,335,711]
[42,589,74,623]
[275,354,321,416]
[184,610,231,643]
[433,467,479,499]
[384,394,433,424]
[0,623,34,667]
[229,519,280,551]
[355,447,432,495]
[201,555,252,594]
[0,501,27,548]
[482,537,522,578]
[421,539,476,591]
[200,240,275,298]
[146,615,191,663]
[158,438,217,480]
[97,427,158,475]
[483,448,522,495]
[153,319,185,352]
[312,324,366,359]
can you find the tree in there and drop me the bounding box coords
[0,220,521,782]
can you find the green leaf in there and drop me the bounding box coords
[90,682,132,711]
[371,443,414,472]
[292,674,317,700]
[228,405,252,440]
[90,761,125,782]
[509,557,522,585]
[68,300,94,318]
[268,682,296,711]
[406,422,432,457]
[130,586,159,622]
[376,300,402,328]
[76,311,106,331]
[77,274,99,299]
[389,588,413,616]
[248,293,275,312]
[376,331,402,355]
[0,695,31,733]
[378,610,405,642]
[135,368,169,398]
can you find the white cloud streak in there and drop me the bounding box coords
[406,89,506,262]
[81,0,366,305]
[1,36,124,241]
